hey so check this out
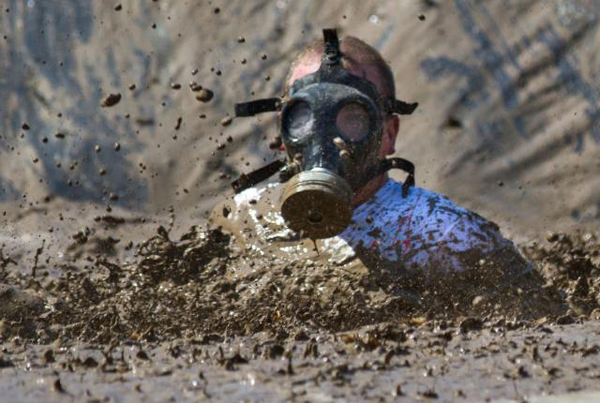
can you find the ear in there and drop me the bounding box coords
[380,115,399,157]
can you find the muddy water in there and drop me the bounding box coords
[1,1,600,401]
[1,321,599,402]
[1,207,599,401]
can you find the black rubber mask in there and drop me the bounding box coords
[232,29,418,239]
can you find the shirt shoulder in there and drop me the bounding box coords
[406,185,504,249]
[341,180,511,268]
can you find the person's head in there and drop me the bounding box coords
[284,35,399,158]
[233,29,416,239]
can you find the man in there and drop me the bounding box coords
[211,30,562,316]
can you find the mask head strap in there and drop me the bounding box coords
[231,159,286,194]
[322,28,341,67]
[387,99,419,116]
[234,97,281,117]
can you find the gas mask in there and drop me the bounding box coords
[232,29,418,239]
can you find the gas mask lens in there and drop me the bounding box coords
[286,101,312,141]
[336,103,370,142]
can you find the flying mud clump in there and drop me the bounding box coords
[100,93,122,107]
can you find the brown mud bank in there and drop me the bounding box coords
[1,221,599,401]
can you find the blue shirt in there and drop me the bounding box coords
[337,179,515,271]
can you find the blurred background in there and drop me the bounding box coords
[1,0,599,251]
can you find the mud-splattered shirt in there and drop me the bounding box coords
[213,179,530,274]
[333,179,517,272]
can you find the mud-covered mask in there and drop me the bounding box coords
[232,29,418,239]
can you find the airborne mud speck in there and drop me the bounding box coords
[195,88,214,102]
[100,93,122,107]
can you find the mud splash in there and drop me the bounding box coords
[1,224,597,345]
[0,225,599,401]
[0,222,599,401]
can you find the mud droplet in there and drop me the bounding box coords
[195,89,214,103]
[53,379,66,393]
[54,132,65,139]
[237,36,245,43]
[459,317,483,333]
[43,349,55,363]
[114,142,121,151]
[114,4,122,11]
[128,83,136,91]
[445,115,462,128]
[100,93,121,107]
[267,345,285,359]
[418,14,426,21]
[472,295,485,307]
[418,389,438,399]
[189,82,203,92]
[517,366,530,378]
[171,83,181,90]
[390,384,404,397]
[135,117,155,126]
[220,116,233,127]
[175,117,183,130]
[21,123,30,130]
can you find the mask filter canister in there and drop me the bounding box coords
[280,168,353,239]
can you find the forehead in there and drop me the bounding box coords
[288,55,386,97]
